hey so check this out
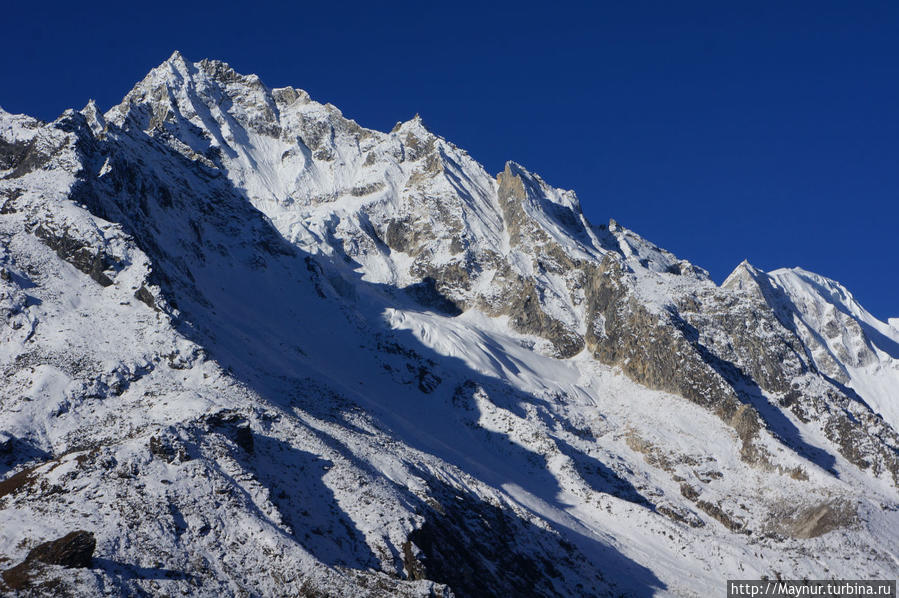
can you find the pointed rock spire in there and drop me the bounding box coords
[167,50,186,64]
[80,99,106,135]
[160,50,191,79]
[722,259,765,295]
[392,113,430,134]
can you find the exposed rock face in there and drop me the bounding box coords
[585,254,740,419]
[789,501,857,539]
[765,500,858,539]
[583,254,778,467]
[578,250,899,484]
[493,275,585,358]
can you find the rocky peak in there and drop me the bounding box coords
[722,259,765,297]
[78,100,105,136]
[394,112,427,130]
[601,220,709,280]
[496,161,527,200]
[271,86,312,108]
[165,49,188,68]
[105,52,276,138]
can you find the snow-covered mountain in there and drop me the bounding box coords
[1,52,897,597]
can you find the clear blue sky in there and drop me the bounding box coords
[3,1,896,320]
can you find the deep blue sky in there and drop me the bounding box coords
[3,1,896,320]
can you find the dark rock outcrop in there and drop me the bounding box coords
[403,480,610,598]
[30,223,118,287]
[205,410,255,454]
[2,531,95,591]
[25,531,96,569]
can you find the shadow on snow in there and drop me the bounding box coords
[70,114,666,596]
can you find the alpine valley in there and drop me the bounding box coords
[1,52,898,597]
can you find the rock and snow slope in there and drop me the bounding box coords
[1,52,897,596]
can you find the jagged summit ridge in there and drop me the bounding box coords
[1,52,898,597]
[103,52,620,357]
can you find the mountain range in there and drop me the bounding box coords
[1,52,897,597]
